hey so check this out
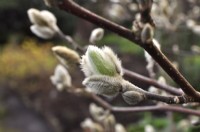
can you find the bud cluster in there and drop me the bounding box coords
[81,103,126,132]
[27,8,59,39]
[81,45,146,104]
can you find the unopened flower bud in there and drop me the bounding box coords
[52,46,80,68]
[89,103,105,121]
[30,25,55,39]
[50,64,72,91]
[81,118,104,132]
[103,114,116,132]
[28,8,57,28]
[81,45,123,77]
[145,124,155,132]
[122,91,145,105]
[115,123,127,132]
[83,75,122,96]
[89,28,104,44]
[141,23,154,43]
[28,8,59,39]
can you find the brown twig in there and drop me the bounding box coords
[123,69,183,96]
[58,0,200,98]
[90,93,200,116]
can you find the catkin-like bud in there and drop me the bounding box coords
[27,8,59,39]
[141,23,154,43]
[122,91,145,105]
[52,46,80,68]
[81,118,104,132]
[50,64,72,91]
[83,75,122,96]
[28,8,57,28]
[103,114,116,132]
[115,123,127,132]
[89,103,105,122]
[89,28,104,44]
[30,25,55,39]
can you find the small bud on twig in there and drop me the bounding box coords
[50,64,72,91]
[81,118,104,132]
[83,75,122,96]
[52,46,80,68]
[27,8,59,39]
[122,91,145,105]
[89,28,104,44]
[141,23,154,43]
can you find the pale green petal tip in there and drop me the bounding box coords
[88,50,116,76]
[86,45,120,76]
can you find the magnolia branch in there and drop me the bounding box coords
[89,93,200,116]
[55,18,183,96]
[69,89,200,116]
[57,0,200,99]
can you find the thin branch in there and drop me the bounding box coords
[58,0,200,98]
[90,93,200,116]
[55,30,84,53]
[123,69,183,96]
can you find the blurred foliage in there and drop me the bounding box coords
[127,112,169,132]
[181,55,200,90]
[0,38,57,92]
[100,34,143,55]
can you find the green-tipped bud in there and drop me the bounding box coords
[50,64,72,91]
[52,46,80,69]
[122,91,145,105]
[81,45,123,77]
[83,75,122,96]
[141,23,154,43]
[89,28,104,44]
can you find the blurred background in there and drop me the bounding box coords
[1,0,200,131]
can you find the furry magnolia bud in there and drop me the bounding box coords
[50,64,72,91]
[141,23,154,43]
[121,80,146,105]
[52,46,80,68]
[89,103,105,121]
[83,75,122,96]
[115,124,127,132]
[28,8,57,27]
[30,25,55,39]
[28,8,59,39]
[81,45,123,77]
[81,118,104,132]
[89,28,104,44]
[122,91,145,105]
